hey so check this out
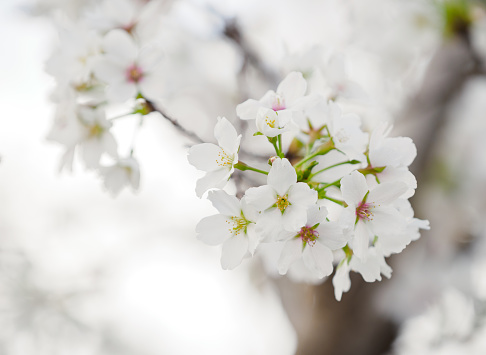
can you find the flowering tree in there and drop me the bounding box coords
[8,0,486,353]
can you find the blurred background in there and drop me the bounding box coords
[1,0,486,354]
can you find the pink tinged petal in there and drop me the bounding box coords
[276,71,307,104]
[244,185,277,211]
[196,214,232,246]
[195,169,230,198]
[288,183,317,208]
[106,81,137,102]
[102,29,138,63]
[340,171,369,206]
[367,181,407,205]
[268,158,297,196]
[92,58,126,84]
[317,222,346,250]
[282,205,307,232]
[246,224,260,255]
[221,235,249,270]
[278,238,303,275]
[353,221,372,260]
[188,143,224,172]
[333,261,351,301]
[306,206,328,227]
[259,90,278,107]
[302,242,333,278]
[214,117,240,153]
[236,99,264,120]
[207,190,241,216]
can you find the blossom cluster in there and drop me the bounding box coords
[46,0,170,196]
[189,72,429,300]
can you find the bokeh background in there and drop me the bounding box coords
[1,0,486,354]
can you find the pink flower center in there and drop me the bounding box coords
[272,96,286,111]
[299,226,319,247]
[356,201,374,221]
[126,64,144,83]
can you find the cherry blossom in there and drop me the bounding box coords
[187,117,241,198]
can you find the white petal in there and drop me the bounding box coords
[93,58,126,84]
[221,236,249,270]
[282,205,307,232]
[302,242,333,278]
[102,29,137,63]
[353,221,371,260]
[214,117,240,154]
[276,71,307,104]
[246,224,260,255]
[188,143,224,172]
[236,99,264,120]
[196,214,232,246]
[102,132,118,159]
[341,171,368,206]
[138,44,164,72]
[244,185,277,211]
[367,182,407,205]
[278,238,302,275]
[106,80,137,102]
[287,182,317,208]
[81,139,103,168]
[306,205,327,227]
[207,190,241,216]
[332,261,351,301]
[317,222,346,250]
[195,169,230,198]
[138,74,164,101]
[268,158,296,196]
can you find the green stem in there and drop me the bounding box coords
[319,179,341,190]
[294,140,335,168]
[321,195,347,207]
[307,160,360,181]
[277,135,284,158]
[234,161,269,175]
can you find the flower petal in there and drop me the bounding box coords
[278,238,302,275]
[244,185,277,211]
[277,71,307,104]
[367,181,407,205]
[214,117,240,153]
[353,221,371,260]
[195,168,230,198]
[268,158,297,196]
[188,143,224,172]
[221,236,249,270]
[317,222,346,250]
[288,182,317,208]
[196,214,232,246]
[102,29,137,63]
[236,99,264,120]
[207,190,241,216]
[341,170,368,206]
[303,242,333,278]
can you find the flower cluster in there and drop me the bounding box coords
[46,0,169,196]
[189,72,429,300]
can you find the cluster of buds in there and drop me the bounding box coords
[188,72,429,301]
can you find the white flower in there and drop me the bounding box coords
[93,29,164,102]
[340,170,407,260]
[366,122,417,198]
[326,101,368,162]
[255,108,296,137]
[236,71,315,122]
[187,117,241,198]
[99,157,140,197]
[47,104,118,170]
[278,206,346,279]
[245,158,317,239]
[196,190,260,270]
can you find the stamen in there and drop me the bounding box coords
[126,64,144,83]
[299,226,319,247]
[276,194,290,213]
[272,96,286,111]
[216,149,234,167]
[356,201,375,221]
[226,215,250,236]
